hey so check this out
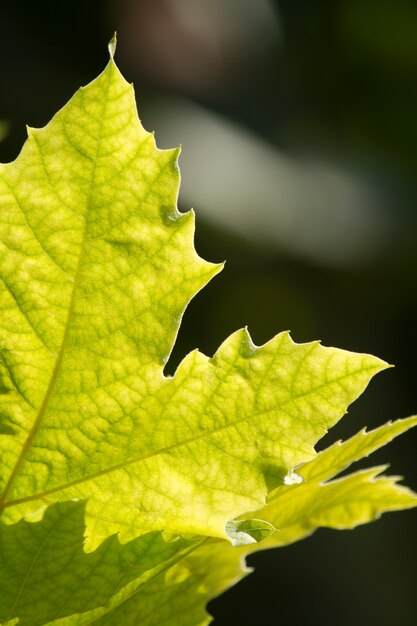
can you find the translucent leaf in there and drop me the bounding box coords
[0,52,388,549]
[0,500,186,626]
[244,417,417,549]
[300,415,417,482]
[0,41,416,626]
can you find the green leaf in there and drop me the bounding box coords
[0,51,389,549]
[241,417,417,549]
[0,41,416,626]
[46,538,246,626]
[300,415,417,482]
[76,568,210,626]
[0,500,187,626]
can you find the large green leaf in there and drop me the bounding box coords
[0,44,388,549]
[0,39,416,626]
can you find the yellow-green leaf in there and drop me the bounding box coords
[242,417,417,549]
[0,501,186,626]
[0,51,389,549]
[0,40,416,626]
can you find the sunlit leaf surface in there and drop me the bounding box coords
[0,39,415,626]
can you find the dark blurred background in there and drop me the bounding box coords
[1,1,416,624]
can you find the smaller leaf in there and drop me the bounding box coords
[0,500,185,626]
[85,571,209,626]
[242,417,417,550]
[299,415,417,483]
[83,539,248,626]
[225,518,275,547]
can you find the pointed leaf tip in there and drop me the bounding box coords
[108,32,117,59]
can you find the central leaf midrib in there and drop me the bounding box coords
[0,68,113,510]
